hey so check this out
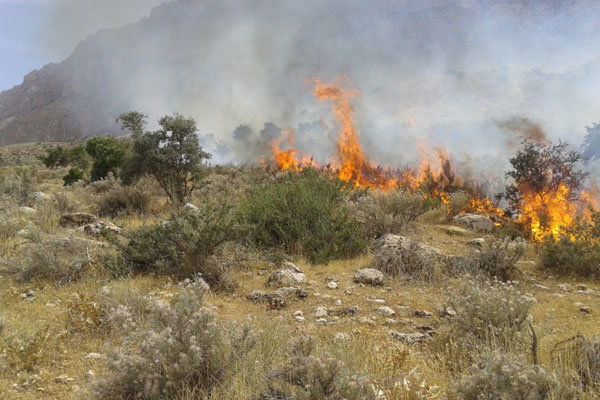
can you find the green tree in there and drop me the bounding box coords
[117,112,211,203]
[85,137,127,181]
[41,145,89,170]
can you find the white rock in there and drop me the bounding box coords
[267,265,306,288]
[316,318,328,324]
[558,284,569,292]
[293,310,303,316]
[353,268,384,286]
[19,206,37,215]
[376,306,396,317]
[312,306,328,318]
[335,299,343,306]
[452,213,494,232]
[85,353,102,360]
[295,316,305,322]
[327,281,338,290]
[183,203,200,213]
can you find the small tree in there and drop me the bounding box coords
[117,112,211,203]
[85,137,127,181]
[503,140,588,214]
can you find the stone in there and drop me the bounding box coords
[21,290,35,302]
[577,284,588,291]
[335,299,343,306]
[19,206,37,215]
[353,268,384,286]
[452,213,495,232]
[295,316,305,322]
[293,310,303,316]
[467,238,486,247]
[580,306,593,315]
[183,203,200,213]
[32,192,52,202]
[273,287,308,299]
[85,353,102,360]
[55,375,74,384]
[533,284,550,291]
[59,213,99,227]
[83,220,122,236]
[372,234,445,276]
[327,281,338,289]
[267,265,306,288]
[574,302,584,308]
[334,332,350,342]
[413,310,432,318]
[385,318,398,325]
[558,284,569,292]
[312,306,328,318]
[86,370,95,380]
[390,331,427,344]
[369,298,386,304]
[439,225,471,236]
[551,293,566,298]
[376,306,396,317]
[335,306,359,317]
[444,307,457,317]
[316,318,328,324]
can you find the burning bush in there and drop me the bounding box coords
[503,140,588,241]
[238,168,366,264]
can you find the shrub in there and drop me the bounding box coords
[122,201,236,289]
[454,352,567,400]
[539,211,600,278]
[446,191,470,219]
[259,334,376,400]
[85,137,128,181]
[553,335,600,394]
[40,144,89,170]
[460,237,525,281]
[372,235,441,281]
[351,189,425,239]
[96,185,151,217]
[63,167,85,186]
[92,280,255,400]
[239,168,366,264]
[449,279,535,349]
[0,167,38,204]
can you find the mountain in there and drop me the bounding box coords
[0,0,599,148]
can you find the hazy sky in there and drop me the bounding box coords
[0,0,165,91]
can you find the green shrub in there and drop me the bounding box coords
[239,168,366,264]
[85,137,128,181]
[454,352,570,400]
[96,185,151,217]
[63,167,85,186]
[259,334,376,400]
[123,201,236,290]
[449,279,535,349]
[539,211,600,278]
[40,144,89,170]
[351,189,425,239]
[93,280,255,399]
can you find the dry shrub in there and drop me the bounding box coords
[372,235,442,281]
[351,190,425,239]
[96,185,151,217]
[259,334,376,400]
[459,237,524,281]
[92,280,255,400]
[453,352,572,400]
[553,335,600,395]
[449,279,535,350]
[446,191,469,220]
[0,326,51,373]
[0,166,38,205]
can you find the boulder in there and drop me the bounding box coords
[452,213,495,233]
[439,225,471,236]
[60,212,99,227]
[267,263,306,288]
[183,203,200,214]
[82,220,122,236]
[312,306,328,318]
[353,268,384,286]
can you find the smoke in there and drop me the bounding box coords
[497,117,547,148]
[38,0,600,172]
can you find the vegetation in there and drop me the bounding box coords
[239,168,366,264]
[85,137,127,181]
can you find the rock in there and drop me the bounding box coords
[452,213,495,233]
[293,310,303,316]
[59,213,99,227]
[444,307,457,317]
[334,332,350,342]
[295,316,305,322]
[248,290,286,309]
[385,318,398,325]
[31,192,52,202]
[267,265,306,288]
[85,353,102,360]
[439,225,471,236]
[273,287,308,299]
[390,331,427,344]
[533,284,550,291]
[468,238,486,247]
[55,375,74,384]
[353,268,384,286]
[369,298,386,304]
[580,306,593,315]
[316,318,328,324]
[183,203,200,213]
[551,293,566,298]
[413,310,432,318]
[335,306,359,317]
[312,306,328,318]
[371,234,444,276]
[335,299,343,306]
[21,290,35,302]
[327,281,338,290]
[376,306,396,317]
[83,220,122,236]
[558,284,569,292]
[19,206,37,215]
[577,284,588,291]
[86,370,95,380]
[574,302,584,307]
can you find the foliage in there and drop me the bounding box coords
[122,201,236,289]
[553,335,600,395]
[449,279,535,349]
[503,140,587,214]
[239,168,366,264]
[93,280,255,399]
[118,112,211,203]
[96,185,151,217]
[0,166,38,204]
[539,210,600,278]
[446,191,469,219]
[454,352,567,400]
[85,137,128,181]
[40,144,89,170]
[63,167,85,186]
[259,334,376,400]
[351,189,425,239]
[461,238,524,281]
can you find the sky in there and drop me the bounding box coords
[0,0,165,91]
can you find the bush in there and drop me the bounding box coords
[40,144,89,170]
[92,280,255,400]
[239,168,366,264]
[454,352,568,400]
[122,201,236,290]
[351,189,425,239]
[63,167,85,186]
[461,237,525,281]
[259,334,376,400]
[85,137,128,181]
[372,235,441,281]
[0,167,38,204]
[553,335,600,394]
[449,279,535,349]
[97,185,151,217]
[446,191,470,219]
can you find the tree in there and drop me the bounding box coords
[503,140,588,214]
[117,112,211,203]
[85,137,127,181]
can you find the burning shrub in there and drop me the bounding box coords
[122,200,237,290]
[449,279,535,349]
[461,237,525,281]
[239,168,366,264]
[453,352,569,400]
[92,280,255,399]
[539,211,600,278]
[503,140,588,240]
[258,334,376,400]
[351,189,425,239]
